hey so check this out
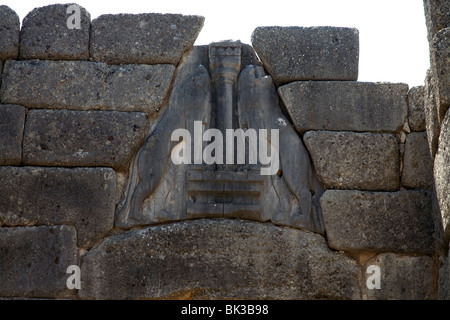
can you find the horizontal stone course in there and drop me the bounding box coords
[303,131,399,191]
[0,5,20,60]
[90,13,204,65]
[80,219,360,299]
[321,190,436,254]
[0,104,26,165]
[0,225,78,298]
[0,166,116,248]
[251,26,359,84]
[278,81,408,133]
[0,60,174,115]
[364,253,435,300]
[23,109,148,170]
[19,4,91,60]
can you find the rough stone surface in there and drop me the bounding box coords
[303,131,399,191]
[402,132,434,189]
[435,109,450,241]
[23,109,148,171]
[0,167,116,248]
[0,6,20,60]
[364,253,436,300]
[439,248,450,300]
[430,28,450,122]
[19,4,90,60]
[321,190,436,254]
[278,81,408,133]
[80,219,361,300]
[0,225,78,298]
[251,26,359,84]
[0,60,174,114]
[424,69,440,158]
[407,86,426,132]
[90,13,204,65]
[0,104,25,165]
[423,0,450,43]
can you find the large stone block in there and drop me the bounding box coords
[303,131,399,191]
[80,219,361,299]
[19,4,90,60]
[424,69,440,158]
[23,109,148,171]
[278,81,408,133]
[0,104,25,165]
[364,253,435,300]
[430,28,450,122]
[423,0,450,43]
[435,109,450,240]
[0,225,78,298]
[321,190,436,254]
[439,247,450,300]
[407,86,426,132]
[0,60,174,115]
[0,6,20,60]
[402,132,434,189]
[0,167,116,248]
[251,26,359,84]
[90,13,204,65]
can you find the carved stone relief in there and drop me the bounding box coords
[116,41,324,234]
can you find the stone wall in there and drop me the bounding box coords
[0,3,444,300]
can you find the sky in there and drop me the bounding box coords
[2,0,430,87]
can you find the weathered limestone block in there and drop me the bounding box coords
[0,6,20,60]
[424,69,440,158]
[0,60,174,114]
[430,28,450,122]
[321,190,436,254]
[423,0,450,43]
[364,253,435,300]
[80,219,361,299]
[251,26,359,84]
[278,81,408,133]
[19,4,90,60]
[0,225,77,298]
[407,86,426,132]
[90,13,204,65]
[439,247,450,300]
[435,109,450,240]
[0,167,116,248]
[303,131,399,191]
[402,132,434,189]
[23,109,148,170]
[0,105,25,165]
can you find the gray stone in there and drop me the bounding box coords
[278,81,408,133]
[321,190,436,254]
[407,86,426,131]
[80,219,361,299]
[423,0,450,43]
[0,225,78,298]
[430,28,450,122]
[23,109,148,171]
[0,60,174,115]
[90,13,204,65]
[435,109,450,241]
[0,6,19,60]
[251,26,359,84]
[0,167,116,248]
[364,253,436,300]
[303,131,399,191]
[402,132,434,189]
[424,69,440,158]
[19,4,90,60]
[0,104,25,165]
[439,247,450,300]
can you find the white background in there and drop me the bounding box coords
[2,0,430,87]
